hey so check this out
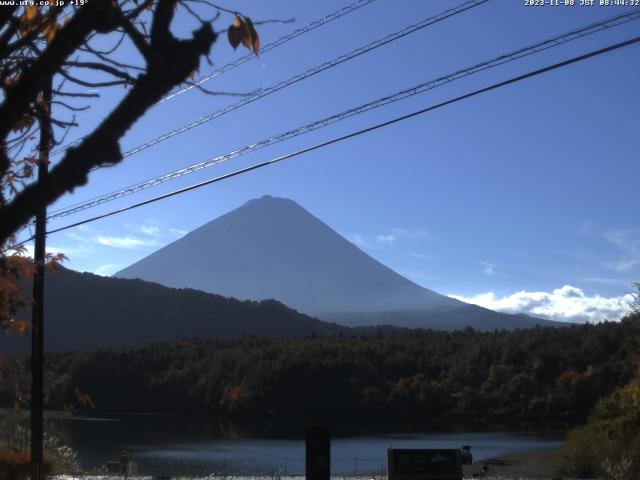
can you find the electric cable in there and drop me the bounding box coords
[12,34,635,249]
[46,10,640,220]
[99,0,489,162]
[49,0,380,157]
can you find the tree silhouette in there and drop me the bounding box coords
[0,0,261,328]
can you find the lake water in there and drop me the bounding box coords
[44,413,565,476]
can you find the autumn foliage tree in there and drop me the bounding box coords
[0,1,261,333]
[551,301,640,478]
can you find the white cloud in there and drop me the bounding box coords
[169,228,188,238]
[19,244,82,258]
[579,220,593,234]
[376,234,395,244]
[449,285,633,323]
[385,228,429,244]
[67,231,87,242]
[603,228,640,272]
[481,261,496,276]
[349,233,374,249]
[93,264,124,276]
[124,222,164,237]
[407,251,431,261]
[140,225,161,237]
[350,228,429,248]
[96,236,158,249]
[581,277,633,287]
[124,222,187,240]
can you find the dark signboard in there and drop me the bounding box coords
[306,427,330,480]
[388,449,462,480]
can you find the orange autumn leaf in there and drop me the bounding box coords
[42,21,60,43]
[2,74,20,92]
[24,5,38,21]
[75,387,96,409]
[19,5,40,37]
[241,16,259,55]
[36,94,50,115]
[14,320,29,336]
[188,59,200,81]
[12,113,34,133]
[1,318,29,336]
[227,15,259,56]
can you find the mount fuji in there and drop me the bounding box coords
[116,196,556,330]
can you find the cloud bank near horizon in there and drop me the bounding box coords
[450,285,634,323]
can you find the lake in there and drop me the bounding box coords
[44,413,565,476]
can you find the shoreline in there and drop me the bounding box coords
[49,448,563,480]
[464,447,559,479]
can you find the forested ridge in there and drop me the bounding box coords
[1,268,348,353]
[1,316,637,424]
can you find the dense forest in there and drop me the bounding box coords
[1,268,348,354]
[553,375,640,478]
[549,305,639,478]
[1,315,637,424]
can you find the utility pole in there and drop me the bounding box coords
[31,78,52,480]
[306,427,330,480]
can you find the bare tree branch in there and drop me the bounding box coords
[52,90,100,98]
[0,2,106,143]
[187,80,260,97]
[63,61,137,83]
[80,31,127,56]
[151,0,176,47]
[115,10,152,61]
[0,5,18,31]
[0,9,218,244]
[79,43,145,71]
[208,2,240,16]
[59,69,130,88]
[51,100,90,112]
[2,7,62,58]
[0,7,20,56]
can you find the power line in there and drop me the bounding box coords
[159,0,379,104]
[51,0,489,177]
[49,0,379,157]
[27,35,640,244]
[45,10,640,220]
[48,0,490,217]
[98,0,489,163]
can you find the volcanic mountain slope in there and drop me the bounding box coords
[116,195,557,330]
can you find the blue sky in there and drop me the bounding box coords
[20,0,640,323]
